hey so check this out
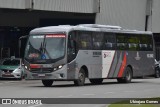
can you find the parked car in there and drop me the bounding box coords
[155,59,160,78]
[0,58,24,80]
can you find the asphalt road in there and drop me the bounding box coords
[0,78,160,107]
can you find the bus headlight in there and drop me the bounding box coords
[25,66,28,69]
[54,68,57,71]
[58,65,63,69]
[54,65,63,71]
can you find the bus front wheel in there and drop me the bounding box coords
[155,69,160,78]
[42,80,54,87]
[74,69,85,86]
[89,78,103,84]
[117,67,132,83]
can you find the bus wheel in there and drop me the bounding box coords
[89,79,103,84]
[117,67,132,83]
[74,69,85,86]
[42,80,54,87]
[155,69,160,78]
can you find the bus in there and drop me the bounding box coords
[24,24,155,87]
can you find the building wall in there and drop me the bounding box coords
[33,0,98,13]
[0,11,38,27]
[96,0,147,31]
[0,0,26,9]
[152,0,160,33]
[0,10,94,27]
[0,0,160,33]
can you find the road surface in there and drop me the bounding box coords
[0,78,160,107]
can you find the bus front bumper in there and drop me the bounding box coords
[24,65,68,80]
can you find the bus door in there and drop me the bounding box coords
[67,32,78,79]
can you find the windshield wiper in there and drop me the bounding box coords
[39,40,52,59]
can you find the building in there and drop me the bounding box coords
[0,0,160,59]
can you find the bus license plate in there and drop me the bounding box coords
[38,74,45,77]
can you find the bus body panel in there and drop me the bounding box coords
[24,50,155,80]
[25,64,68,80]
[74,50,102,79]
[24,24,155,82]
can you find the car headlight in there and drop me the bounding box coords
[14,69,21,73]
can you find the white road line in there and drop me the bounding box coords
[28,104,43,107]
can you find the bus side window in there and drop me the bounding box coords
[116,34,128,50]
[103,33,116,50]
[78,32,92,50]
[128,35,139,51]
[139,35,153,51]
[92,32,103,50]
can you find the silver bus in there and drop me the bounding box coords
[24,24,155,87]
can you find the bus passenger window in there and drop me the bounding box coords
[128,35,139,51]
[92,32,103,50]
[103,33,116,50]
[116,34,128,50]
[139,35,153,51]
[78,32,92,50]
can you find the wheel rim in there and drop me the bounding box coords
[156,70,160,77]
[126,70,131,80]
[79,72,84,83]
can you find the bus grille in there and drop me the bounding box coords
[2,69,14,73]
[30,68,53,73]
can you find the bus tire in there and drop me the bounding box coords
[155,69,160,78]
[74,69,85,86]
[42,80,54,87]
[89,78,103,84]
[117,67,132,83]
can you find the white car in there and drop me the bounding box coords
[0,58,24,79]
[155,59,160,78]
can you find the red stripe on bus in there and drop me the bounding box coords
[30,64,41,69]
[118,53,127,77]
[46,34,66,38]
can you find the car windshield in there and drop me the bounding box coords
[3,59,20,66]
[24,34,66,63]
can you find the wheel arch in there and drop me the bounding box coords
[126,65,133,77]
[80,65,89,78]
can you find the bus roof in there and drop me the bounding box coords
[30,24,152,35]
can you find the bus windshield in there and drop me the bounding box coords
[24,34,66,63]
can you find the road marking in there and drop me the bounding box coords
[28,104,43,107]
